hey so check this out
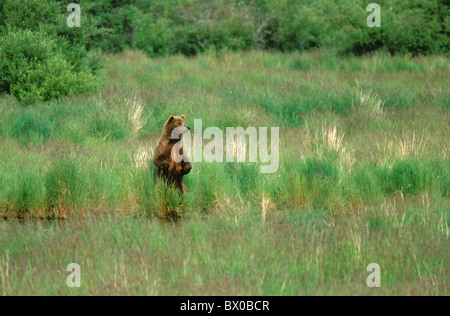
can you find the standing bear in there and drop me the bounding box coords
[153,115,192,192]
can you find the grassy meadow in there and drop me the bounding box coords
[0,50,449,295]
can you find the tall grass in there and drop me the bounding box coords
[0,50,448,218]
[0,50,448,296]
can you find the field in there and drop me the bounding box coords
[0,50,449,295]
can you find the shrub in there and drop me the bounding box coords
[79,0,137,53]
[134,15,174,57]
[0,29,100,103]
[0,0,102,103]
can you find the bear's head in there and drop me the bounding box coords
[163,115,190,139]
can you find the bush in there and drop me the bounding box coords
[78,0,138,52]
[0,29,99,103]
[134,15,174,57]
[80,0,449,56]
[0,0,102,103]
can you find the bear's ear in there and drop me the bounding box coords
[180,115,185,119]
[168,115,174,122]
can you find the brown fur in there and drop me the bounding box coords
[153,115,192,192]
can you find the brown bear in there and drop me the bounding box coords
[153,115,192,192]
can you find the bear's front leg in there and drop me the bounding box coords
[153,150,170,171]
[168,159,184,175]
[168,159,179,174]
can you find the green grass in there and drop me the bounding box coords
[0,202,448,295]
[0,50,448,295]
[0,50,447,218]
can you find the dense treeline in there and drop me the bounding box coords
[83,0,449,56]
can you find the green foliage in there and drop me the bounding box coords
[79,0,137,52]
[80,0,449,57]
[0,0,102,103]
[0,0,447,104]
[133,15,174,57]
